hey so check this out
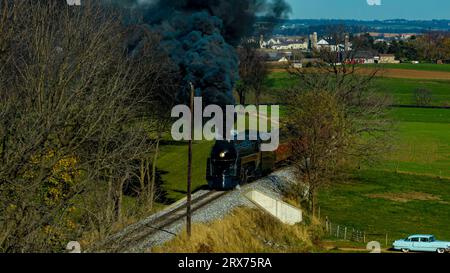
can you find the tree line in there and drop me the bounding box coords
[354,31,450,62]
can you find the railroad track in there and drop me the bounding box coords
[93,190,228,253]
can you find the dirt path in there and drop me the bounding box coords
[320,241,399,253]
[365,68,450,80]
[270,67,450,80]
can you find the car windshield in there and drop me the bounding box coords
[430,237,436,242]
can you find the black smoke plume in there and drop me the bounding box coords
[108,0,291,105]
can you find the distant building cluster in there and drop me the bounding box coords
[258,31,409,65]
[260,36,309,51]
[363,32,418,44]
[259,32,351,53]
[346,52,400,65]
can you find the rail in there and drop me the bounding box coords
[91,190,229,253]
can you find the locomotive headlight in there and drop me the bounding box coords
[219,151,226,158]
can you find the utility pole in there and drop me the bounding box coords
[186,83,194,238]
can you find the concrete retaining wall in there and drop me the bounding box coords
[245,190,302,225]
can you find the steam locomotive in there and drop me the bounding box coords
[206,131,291,190]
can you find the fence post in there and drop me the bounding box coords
[344,227,347,240]
[337,225,340,238]
[363,232,366,243]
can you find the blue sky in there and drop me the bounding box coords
[286,0,450,20]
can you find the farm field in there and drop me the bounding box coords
[382,108,450,178]
[270,64,450,81]
[318,169,450,244]
[358,63,450,80]
[265,71,450,106]
[374,78,450,106]
[267,64,450,245]
[375,69,450,80]
[319,106,450,243]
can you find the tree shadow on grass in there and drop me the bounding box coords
[123,167,175,205]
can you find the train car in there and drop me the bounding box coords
[206,131,292,190]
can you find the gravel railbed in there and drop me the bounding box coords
[107,168,295,253]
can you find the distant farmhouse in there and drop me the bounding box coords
[260,36,309,51]
[347,51,378,64]
[259,31,403,65]
[347,52,399,64]
[379,54,400,64]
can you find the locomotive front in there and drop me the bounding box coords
[206,141,239,190]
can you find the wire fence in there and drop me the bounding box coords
[323,216,390,247]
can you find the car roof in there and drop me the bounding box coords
[409,234,434,238]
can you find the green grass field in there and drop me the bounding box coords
[319,106,450,243]
[156,141,213,201]
[319,170,450,242]
[390,107,450,123]
[265,71,298,91]
[374,77,450,106]
[382,108,450,178]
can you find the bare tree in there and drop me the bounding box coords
[0,0,175,252]
[284,90,347,215]
[126,26,180,211]
[236,41,268,105]
[283,28,392,215]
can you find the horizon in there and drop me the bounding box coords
[282,18,450,22]
[286,0,450,21]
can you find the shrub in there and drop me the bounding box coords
[414,88,433,106]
